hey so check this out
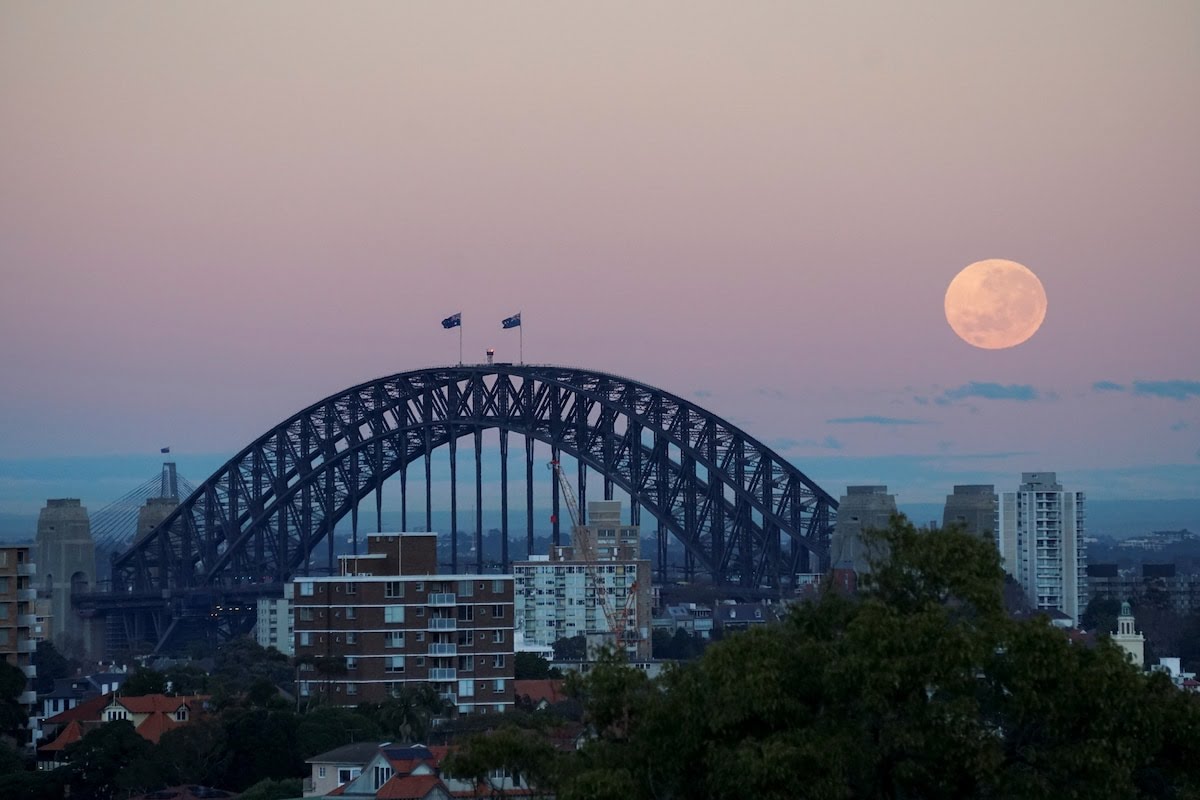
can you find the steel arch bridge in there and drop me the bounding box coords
[99,365,837,651]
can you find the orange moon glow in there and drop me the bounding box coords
[944,259,1047,349]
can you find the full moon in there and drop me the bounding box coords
[944,259,1047,349]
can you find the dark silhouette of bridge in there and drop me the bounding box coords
[79,365,838,653]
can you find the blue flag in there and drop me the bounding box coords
[160,447,170,454]
[441,312,462,329]
[501,313,521,329]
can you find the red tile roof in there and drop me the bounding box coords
[40,719,86,752]
[135,711,182,744]
[376,773,443,799]
[44,692,114,726]
[513,679,566,706]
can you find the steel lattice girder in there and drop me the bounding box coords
[112,366,838,593]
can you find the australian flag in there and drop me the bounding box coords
[501,313,521,329]
[441,312,462,329]
[160,447,170,454]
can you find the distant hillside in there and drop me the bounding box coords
[900,499,1200,539]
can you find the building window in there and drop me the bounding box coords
[492,654,505,668]
[298,607,314,622]
[346,683,358,696]
[373,766,392,791]
[175,708,187,721]
[300,632,313,646]
[300,581,314,596]
[385,581,403,598]
[345,606,356,620]
[457,631,473,646]
[415,607,425,617]
[416,632,425,643]
[319,766,327,778]
[492,580,506,593]
[346,657,358,671]
[346,632,357,645]
[457,605,474,621]
[458,580,474,597]
[458,655,474,671]
[491,604,504,618]
[386,656,405,673]
[386,631,405,648]
[385,606,405,624]
[345,582,357,595]
[458,679,475,697]
[493,678,505,692]
[492,630,505,644]
[338,768,358,784]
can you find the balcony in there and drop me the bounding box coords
[22,664,35,679]
[428,643,457,656]
[18,691,36,705]
[428,618,457,631]
[17,614,37,627]
[428,668,457,682]
[17,588,36,602]
[17,639,36,653]
[17,563,34,577]
[427,593,457,606]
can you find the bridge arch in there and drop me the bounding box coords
[113,365,837,597]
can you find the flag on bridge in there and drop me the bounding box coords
[160,447,171,454]
[441,312,462,329]
[501,313,521,329]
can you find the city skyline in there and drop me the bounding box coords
[2,3,1197,513]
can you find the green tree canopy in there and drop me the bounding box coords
[514,651,553,680]
[551,517,1200,800]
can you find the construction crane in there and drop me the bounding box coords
[547,460,642,655]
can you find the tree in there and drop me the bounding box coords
[515,651,553,680]
[1081,595,1122,634]
[296,706,382,759]
[551,517,1200,800]
[0,660,28,744]
[236,777,304,800]
[154,717,230,787]
[217,707,305,790]
[442,726,558,799]
[120,666,167,696]
[61,720,156,800]
[552,635,587,661]
[32,641,76,694]
[366,684,448,743]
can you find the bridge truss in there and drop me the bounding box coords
[93,365,837,652]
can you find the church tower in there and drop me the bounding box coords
[1111,600,1145,668]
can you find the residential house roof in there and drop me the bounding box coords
[44,692,114,726]
[513,679,566,707]
[376,773,443,800]
[308,740,391,765]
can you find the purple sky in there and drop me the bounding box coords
[1,2,1197,513]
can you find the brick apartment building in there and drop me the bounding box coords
[292,533,515,715]
[0,545,38,743]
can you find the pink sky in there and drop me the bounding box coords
[1,2,1197,506]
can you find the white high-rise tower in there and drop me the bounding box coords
[998,472,1087,624]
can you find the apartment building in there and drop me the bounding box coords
[292,533,514,715]
[0,546,39,745]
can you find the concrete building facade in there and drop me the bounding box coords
[513,501,652,659]
[829,486,897,574]
[36,499,100,657]
[292,533,514,715]
[942,485,998,540]
[0,545,38,741]
[256,582,294,657]
[998,472,1087,624]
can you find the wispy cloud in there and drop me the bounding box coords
[1132,380,1200,401]
[1093,380,1126,392]
[826,415,929,426]
[692,389,712,399]
[941,382,1041,402]
[1170,420,1190,432]
[770,436,844,452]
[755,387,788,401]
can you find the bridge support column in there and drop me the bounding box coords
[500,430,510,571]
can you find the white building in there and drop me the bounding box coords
[998,472,1087,624]
[513,556,651,659]
[256,582,294,657]
[1111,600,1144,667]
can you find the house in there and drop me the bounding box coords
[306,741,382,797]
[36,693,209,769]
[513,679,566,711]
[306,742,539,798]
